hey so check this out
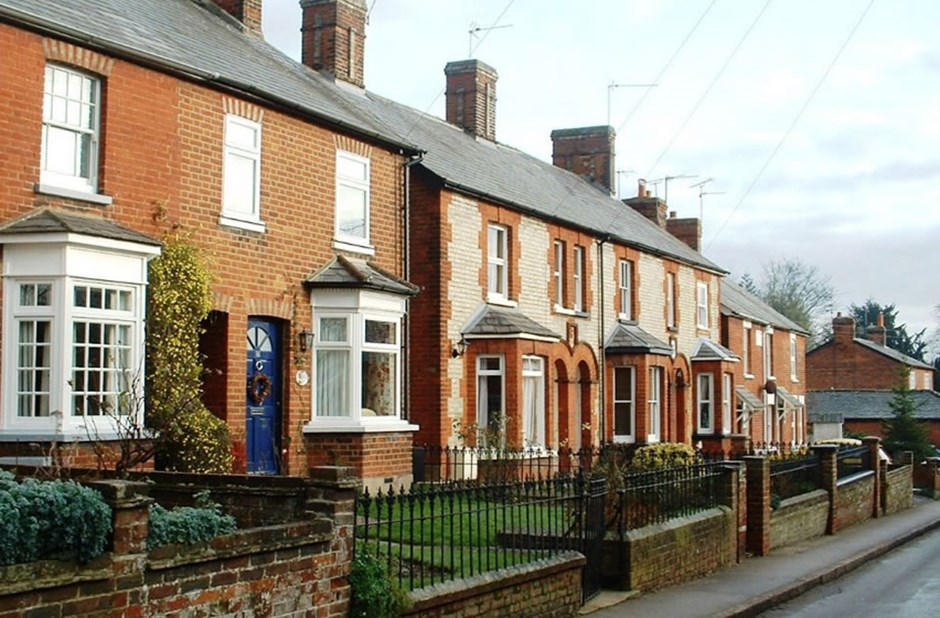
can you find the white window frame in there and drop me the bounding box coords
[334,150,371,250]
[764,329,774,379]
[476,355,505,447]
[789,333,798,381]
[619,259,633,320]
[696,281,709,329]
[743,322,753,378]
[613,366,635,443]
[307,289,413,432]
[40,64,101,194]
[553,240,565,308]
[0,239,157,438]
[648,367,662,442]
[697,373,714,434]
[522,356,546,449]
[220,114,263,231]
[487,224,508,301]
[666,272,676,328]
[573,245,585,312]
[722,373,732,435]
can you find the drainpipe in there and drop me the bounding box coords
[596,235,611,442]
[402,153,424,422]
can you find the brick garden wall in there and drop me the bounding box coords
[404,554,585,618]
[770,489,828,550]
[617,507,736,592]
[834,472,875,531]
[884,465,914,514]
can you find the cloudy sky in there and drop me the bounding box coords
[261,0,940,344]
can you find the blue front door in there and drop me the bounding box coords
[246,318,280,474]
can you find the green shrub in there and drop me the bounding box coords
[629,443,698,471]
[0,470,112,565]
[349,547,410,618]
[147,491,236,550]
[158,404,233,473]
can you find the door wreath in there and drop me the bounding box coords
[249,372,273,404]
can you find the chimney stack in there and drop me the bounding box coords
[866,311,887,346]
[301,0,367,88]
[550,126,616,194]
[445,60,498,141]
[215,0,263,33]
[832,313,856,344]
[666,212,702,251]
[623,180,668,228]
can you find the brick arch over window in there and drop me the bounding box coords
[43,40,114,76]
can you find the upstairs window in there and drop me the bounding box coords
[573,245,585,312]
[764,331,774,379]
[487,224,508,300]
[335,151,371,247]
[222,115,262,227]
[666,272,676,328]
[743,324,753,377]
[41,65,101,193]
[619,259,633,320]
[553,240,565,307]
[696,281,709,329]
[789,333,798,380]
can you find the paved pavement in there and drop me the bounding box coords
[582,495,940,618]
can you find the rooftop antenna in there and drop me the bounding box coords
[468,22,513,56]
[690,177,725,221]
[648,174,697,204]
[607,81,657,127]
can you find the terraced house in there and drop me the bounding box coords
[0,0,422,487]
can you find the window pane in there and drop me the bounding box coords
[316,349,349,416]
[336,185,367,238]
[479,357,501,372]
[365,320,395,344]
[227,121,258,150]
[337,156,367,181]
[320,317,347,342]
[45,125,78,175]
[224,153,258,216]
[362,351,395,415]
[17,320,52,417]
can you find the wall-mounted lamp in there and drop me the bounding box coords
[763,379,777,394]
[675,368,686,388]
[297,329,315,352]
[451,335,470,358]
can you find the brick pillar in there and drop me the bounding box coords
[718,462,745,562]
[92,480,152,555]
[863,436,882,518]
[927,457,940,499]
[812,444,838,534]
[306,466,359,618]
[744,456,770,556]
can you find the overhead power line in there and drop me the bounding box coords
[706,0,877,251]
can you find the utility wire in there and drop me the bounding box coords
[645,0,772,178]
[706,0,876,250]
[402,0,515,139]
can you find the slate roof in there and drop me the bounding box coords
[462,305,560,340]
[0,208,160,246]
[807,390,940,421]
[852,337,933,370]
[720,279,808,335]
[304,255,419,296]
[1,0,726,273]
[367,94,726,273]
[605,321,672,355]
[0,0,418,151]
[690,337,739,362]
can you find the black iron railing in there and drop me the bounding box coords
[612,462,724,533]
[770,454,821,501]
[837,445,871,479]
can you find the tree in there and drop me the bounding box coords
[849,299,927,362]
[882,368,934,460]
[739,258,835,345]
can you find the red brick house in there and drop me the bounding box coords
[807,313,936,442]
[719,280,809,451]
[0,0,421,487]
[367,59,729,454]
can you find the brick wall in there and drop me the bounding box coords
[404,553,584,618]
[884,465,914,514]
[0,468,357,618]
[807,338,929,391]
[770,489,828,550]
[617,508,736,592]
[834,473,875,531]
[0,25,408,476]
[304,431,413,493]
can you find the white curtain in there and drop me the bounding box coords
[317,350,349,416]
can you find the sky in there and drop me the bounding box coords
[260,0,940,347]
